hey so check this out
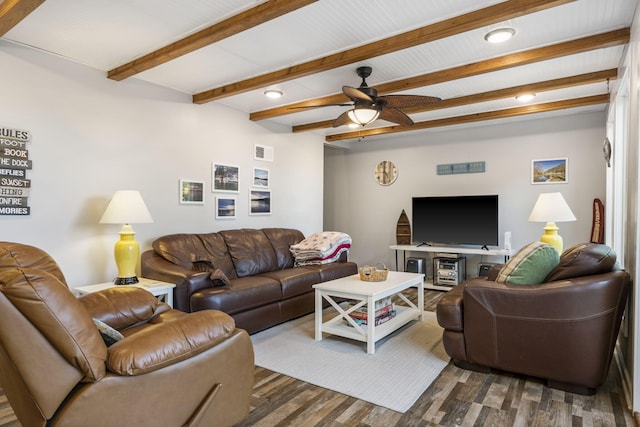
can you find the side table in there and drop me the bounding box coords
[75,277,176,308]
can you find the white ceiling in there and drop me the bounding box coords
[2,0,637,145]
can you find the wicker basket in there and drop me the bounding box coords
[358,264,389,282]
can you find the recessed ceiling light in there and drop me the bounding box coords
[484,28,516,43]
[264,89,283,99]
[516,93,536,102]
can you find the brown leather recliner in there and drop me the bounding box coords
[436,243,630,395]
[0,242,254,427]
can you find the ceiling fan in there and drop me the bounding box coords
[325,66,442,127]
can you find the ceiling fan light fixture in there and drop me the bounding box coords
[263,89,283,99]
[347,107,380,126]
[484,27,516,43]
[347,122,360,129]
[516,93,536,102]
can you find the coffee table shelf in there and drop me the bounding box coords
[320,305,419,343]
[313,271,424,354]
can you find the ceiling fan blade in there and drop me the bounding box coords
[378,108,414,126]
[376,94,441,108]
[343,86,373,103]
[288,103,353,110]
[332,111,352,128]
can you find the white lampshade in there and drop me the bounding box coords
[100,190,154,224]
[348,107,380,126]
[528,192,576,223]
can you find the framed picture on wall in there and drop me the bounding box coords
[249,190,271,215]
[179,179,205,204]
[215,197,237,219]
[531,158,568,184]
[212,163,239,193]
[253,167,269,188]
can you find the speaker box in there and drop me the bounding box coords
[478,263,497,277]
[406,257,426,275]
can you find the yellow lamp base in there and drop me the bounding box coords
[113,224,140,285]
[540,221,563,254]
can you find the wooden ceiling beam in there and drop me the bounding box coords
[292,68,618,132]
[107,0,318,81]
[324,94,610,142]
[257,28,628,123]
[0,0,45,36]
[194,0,575,104]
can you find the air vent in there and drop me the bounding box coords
[254,144,274,162]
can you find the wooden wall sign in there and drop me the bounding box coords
[0,127,31,215]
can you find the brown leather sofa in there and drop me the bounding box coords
[141,228,358,334]
[0,242,254,427]
[436,243,630,395]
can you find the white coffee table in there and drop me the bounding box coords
[313,271,424,354]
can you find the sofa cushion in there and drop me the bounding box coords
[545,243,617,282]
[496,242,559,285]
[262,228,305,269]
[220,229,279,277]
[198,233,238,279]
[190,276,281,314]
[152,234,210,270]
[259,268,321,299]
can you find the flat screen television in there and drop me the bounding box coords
[411,195,499,247]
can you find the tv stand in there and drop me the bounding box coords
[390,244,512,291]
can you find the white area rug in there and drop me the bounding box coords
[250,310,449,413]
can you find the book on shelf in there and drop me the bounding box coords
[348,309,396,326]
[347,296,392,312]
[347,297,396,326]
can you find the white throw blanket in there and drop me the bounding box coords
[290,231,351,266]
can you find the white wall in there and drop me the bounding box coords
[325,111,607,277]
[0,40,325,286]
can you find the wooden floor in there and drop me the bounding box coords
[0,290,635,427]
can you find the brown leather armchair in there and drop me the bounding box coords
[436,243,630,395]
[0,242,254,427]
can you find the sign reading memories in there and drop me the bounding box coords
[0,127,32,215]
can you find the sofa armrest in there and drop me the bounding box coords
[435,284,465,331]
[106,310,236,376]
[141,250,213,311]
[79,287,170,330]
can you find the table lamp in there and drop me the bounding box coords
[99,190,154,285]
[528,192,576,254]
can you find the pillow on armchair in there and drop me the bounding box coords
[495,241,559,285]
[544,243,617,282]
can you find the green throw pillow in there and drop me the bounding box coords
[496,241,560,285]
[93,318,124,347]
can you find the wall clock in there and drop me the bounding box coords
[374,160,398,185]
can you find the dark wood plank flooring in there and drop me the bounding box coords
[0,290,634,427]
